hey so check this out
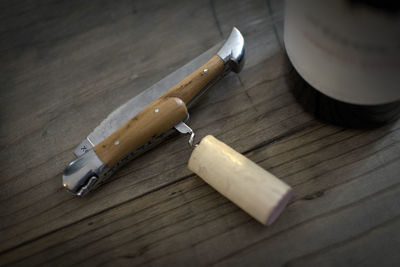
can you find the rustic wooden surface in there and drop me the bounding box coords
[1,0,399,266]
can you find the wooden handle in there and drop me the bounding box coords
[94,97,188,167]
[94,55,224,167]
[188,135,292,225]
[161,55,225,103]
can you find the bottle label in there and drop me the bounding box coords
[284,0,400,105]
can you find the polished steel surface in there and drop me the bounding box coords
[217,27,245,73]
[174,121,197,148]
[62,149,107,195]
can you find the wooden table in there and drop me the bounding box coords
[1,0,399,266]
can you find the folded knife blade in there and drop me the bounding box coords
[63,27,245,196]
[73,44,218,157]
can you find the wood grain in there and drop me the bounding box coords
[94,97,188,167]
[161,55,225,104]
[1,0,399,266]
[95,53,223,167]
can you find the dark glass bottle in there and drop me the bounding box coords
[289,69,400,128]
[284,0,400,128]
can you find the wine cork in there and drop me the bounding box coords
[188,135,292,225]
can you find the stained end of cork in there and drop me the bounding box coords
[266,188,293,226]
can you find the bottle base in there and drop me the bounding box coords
[288,68,400,129]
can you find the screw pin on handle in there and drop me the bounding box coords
[174,121,198,148]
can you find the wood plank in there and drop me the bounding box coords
[1,0,399,266]
[0,43,291,252]
[284,216,400,267]
[2,124,397,266]
[0,21,286,254]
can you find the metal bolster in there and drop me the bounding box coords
[62,150,107,196]
[63,128,179,196]
[217,27,245,74]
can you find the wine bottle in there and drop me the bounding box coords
[284,0,400,128]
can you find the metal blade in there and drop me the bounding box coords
[74,43,220,157]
